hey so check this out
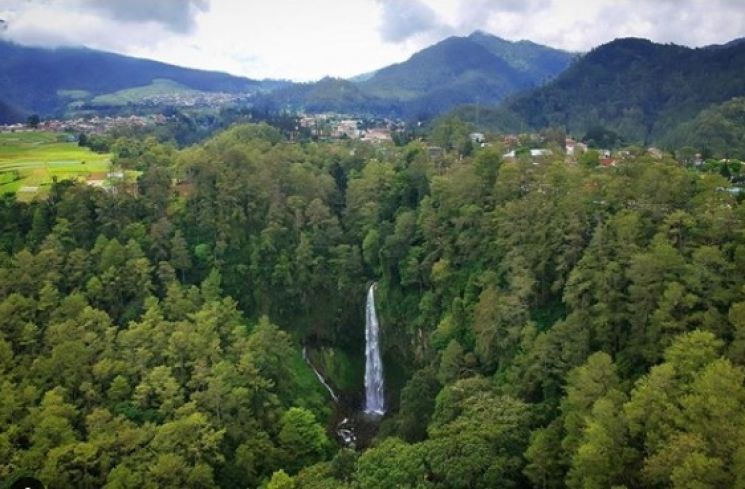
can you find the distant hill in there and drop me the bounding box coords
[258,77,391,115]
[662,96,745,159]
[258,32,575,118]
[0,40,266,122]
[465,31,578,83]
[445,104,530,134]
[502,37,745,142]
[359,35,531,99]
[704,37,745,51]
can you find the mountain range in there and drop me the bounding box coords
[254,32,575,118]
[3,31,745,150]
[0,32,574,123]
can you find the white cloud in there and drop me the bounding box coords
[1,0,744,80]
[80,0,209,33]
[377,0,444,42]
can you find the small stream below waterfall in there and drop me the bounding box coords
[302,347,339,403]
[301,345,363,448]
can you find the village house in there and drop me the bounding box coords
[470,132,485,144]
[361,128,392,143]
[647,147,664,159]
[503,148,553,162]
[565,138,577,156]
[502,134,520,148]
[335,119,361,139]
[565,138,587,156]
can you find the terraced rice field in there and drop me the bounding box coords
[0,131,112,201]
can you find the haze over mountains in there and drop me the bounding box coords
[0,40,267,121]
[0,32,574,122]
[3,30,745,147]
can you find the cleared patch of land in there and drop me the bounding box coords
[90,78,204,106]
[0,131,112,201]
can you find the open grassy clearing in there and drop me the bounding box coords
[90,78,204,106]
[0,131,114,201]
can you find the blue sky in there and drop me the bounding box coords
[1,0,744,81]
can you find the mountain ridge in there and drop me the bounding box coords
[256,31,574,118]
[495,36,745,142]
[0,40,266,122]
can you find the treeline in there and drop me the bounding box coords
[2,123,745,488]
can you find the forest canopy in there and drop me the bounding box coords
[1,123,745,488]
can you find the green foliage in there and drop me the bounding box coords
[579,149,600,168]
[393,366,441,442]
[445,104,528,134]
[663,97,745,160]
[267,469,295,489]
[625,331,745,488]
[429,115,474,155]
[354,438,428,489]
[583,126,624,149]
[1,123,745,488]
[278,408,332,473]
[507,38,745,143]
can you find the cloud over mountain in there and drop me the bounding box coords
[81,0,209,33]
[377,0,443,42]
[1,0,745,80]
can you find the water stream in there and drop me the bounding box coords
[302,346,339,403]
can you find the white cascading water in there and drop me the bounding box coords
[364,283,385,415]
[302,346,339,403]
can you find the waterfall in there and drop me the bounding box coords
[364,283,385,415]
[302,346,339,403]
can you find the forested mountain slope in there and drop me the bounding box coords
[662,96,745,159]
[504,37,745,142]
[0,40,262,121]
[0,98,24,123]
[254,77,389,116]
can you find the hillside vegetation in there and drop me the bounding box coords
[0,41,262,121]
[503,38,745,142]
[662,96,745,159]
[2,124,745,488]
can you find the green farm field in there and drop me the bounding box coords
[0,131,112,201]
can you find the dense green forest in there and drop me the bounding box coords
[2,123,745,488]
[662,96,745,159]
